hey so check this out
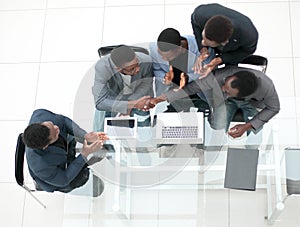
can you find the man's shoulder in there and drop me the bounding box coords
[136,51,151,59]
[136,52,152,64]
[149,42,156,51]
[193,3,224,15]
[95,55,110,67]
[32,108,52,115]
[25,147,45,168]
[30,109,55,122]
[183,35,196,40]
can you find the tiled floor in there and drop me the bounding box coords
[1,0,300,226]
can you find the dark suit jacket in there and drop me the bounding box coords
[25,109,88,192]
[191,3,258,64]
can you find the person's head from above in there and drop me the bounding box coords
[157,28,184,61]
[23,121,60,149]
[222,70,258,98]
[202,15,233,48]
[111,45,140,76]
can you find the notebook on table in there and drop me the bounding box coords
[155,112,204,144]
[224,147,259,191]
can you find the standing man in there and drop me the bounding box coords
[191,3,258,77]
[92,45,154,126]
[23,109,108,195]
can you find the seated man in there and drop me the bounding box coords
[92,45,154,127]
[149,66,280,138]
[191,3,258,77]
[149,27,211,112]
[22,109,109,196]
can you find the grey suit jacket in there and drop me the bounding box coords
[166,66,280,130]
[92,52,154,114]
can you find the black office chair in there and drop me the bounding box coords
[98,45,149,58]
[232,55,268,122]
[15,133,46,208]
[239,54,268,73]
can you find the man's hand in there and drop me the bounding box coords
[84,132,98,143]
[131,96,152,111]
[148,95,167,107]
[173,72,188,91]
[84,132,109,143]
[192,47,209,74]
[97,132,109,141]
[198,57,222,79]
[163,65,174,85]
[81,139,104,158]
[228,122,252,138]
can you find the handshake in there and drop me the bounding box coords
[132,95,167,112]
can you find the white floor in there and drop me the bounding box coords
[1,0,300,226]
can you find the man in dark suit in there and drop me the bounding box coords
[191,3,258,77]
[22,109,108,195]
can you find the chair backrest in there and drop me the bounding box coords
[232,55,268,122]
[239,54,268,74]
[285,148,300,195]
[15,133,25,186]
[98,45,149,58]
[14,133,47,208]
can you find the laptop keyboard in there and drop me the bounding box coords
[162,126,198,138]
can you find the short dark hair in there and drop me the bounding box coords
[230,71,258,98]
[22,123,50,149]
[157,28,181,52]
[110,45,136,68]
[204,15,233,43]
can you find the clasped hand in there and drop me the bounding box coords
[134,96,167,112]
[164,65,188,91]
[81,132,109,157]
[192,47,221,79]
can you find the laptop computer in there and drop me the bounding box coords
[104,117,137,139]
[155,112,204,144]
[224,147,259,191]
